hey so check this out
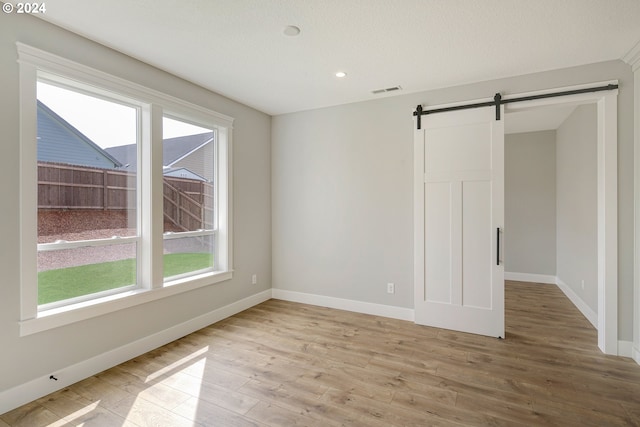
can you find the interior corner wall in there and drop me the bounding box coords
[555,104,598,313]
[0,13,271,394]
[633,62,640,362]
[504,131,557,277]
[272,60,635,341]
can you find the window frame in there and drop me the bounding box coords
[37,236,141,311]
[18,43,234,336]
[160,113,218,282]
[35,77,143,310]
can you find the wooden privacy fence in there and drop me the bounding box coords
[38,162,213,231]
[163,179,214,231]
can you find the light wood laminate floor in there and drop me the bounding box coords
[2,281,640,426]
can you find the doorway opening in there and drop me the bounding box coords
[503,82,618,354]
[505,104,597,327]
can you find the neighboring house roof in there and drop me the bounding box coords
[162,167,207,182]
[164,133,213,166]
[37,100,123,169]
[105,132,213,173]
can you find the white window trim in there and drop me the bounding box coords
[38,236,139,251]
[18,43,234,336]
[163,229,217,282]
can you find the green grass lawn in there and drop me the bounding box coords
[38,253,213,305]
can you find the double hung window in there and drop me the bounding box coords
[18,44,233,334]
[36,80,140,308]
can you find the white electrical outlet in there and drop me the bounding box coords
[387,282,395,294]
[581,279,585,290]
[252,274,257,285]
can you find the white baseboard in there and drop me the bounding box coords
[271,288,415,322]
[0,289,272,415]
[504,272,557,284]
[555,278,597,328]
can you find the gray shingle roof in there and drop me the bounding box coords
[37,100,123,169]
[105,132,213,172]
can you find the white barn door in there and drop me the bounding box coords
[414,106,504,338]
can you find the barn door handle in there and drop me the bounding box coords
[496,228,501,266]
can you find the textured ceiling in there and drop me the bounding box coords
[35,0,640,115]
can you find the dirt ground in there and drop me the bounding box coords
[38,210,182,242]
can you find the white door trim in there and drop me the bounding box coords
[414,81,619,355]
[504,82,618,355]
[630,58,640,365]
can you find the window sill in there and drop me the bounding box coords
[19,270,232,336]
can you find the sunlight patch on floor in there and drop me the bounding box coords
[145,346,209,383]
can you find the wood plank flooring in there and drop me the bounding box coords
[3,281,640,426]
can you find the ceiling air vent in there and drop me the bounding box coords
[372,86,402,95]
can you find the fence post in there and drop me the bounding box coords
[103,170,109,210]
[177,191,181,227]
[200,181,204,227]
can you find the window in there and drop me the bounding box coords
[162,117,215,281]
[18,43,233,334]
[36,81,139,309]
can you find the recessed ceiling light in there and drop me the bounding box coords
[283,25,301,36]
[335,71,347,78]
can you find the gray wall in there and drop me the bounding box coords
[0,13,271,391]
[273,60,634,340]
[556,104,598,312]
[505,131,557,276]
